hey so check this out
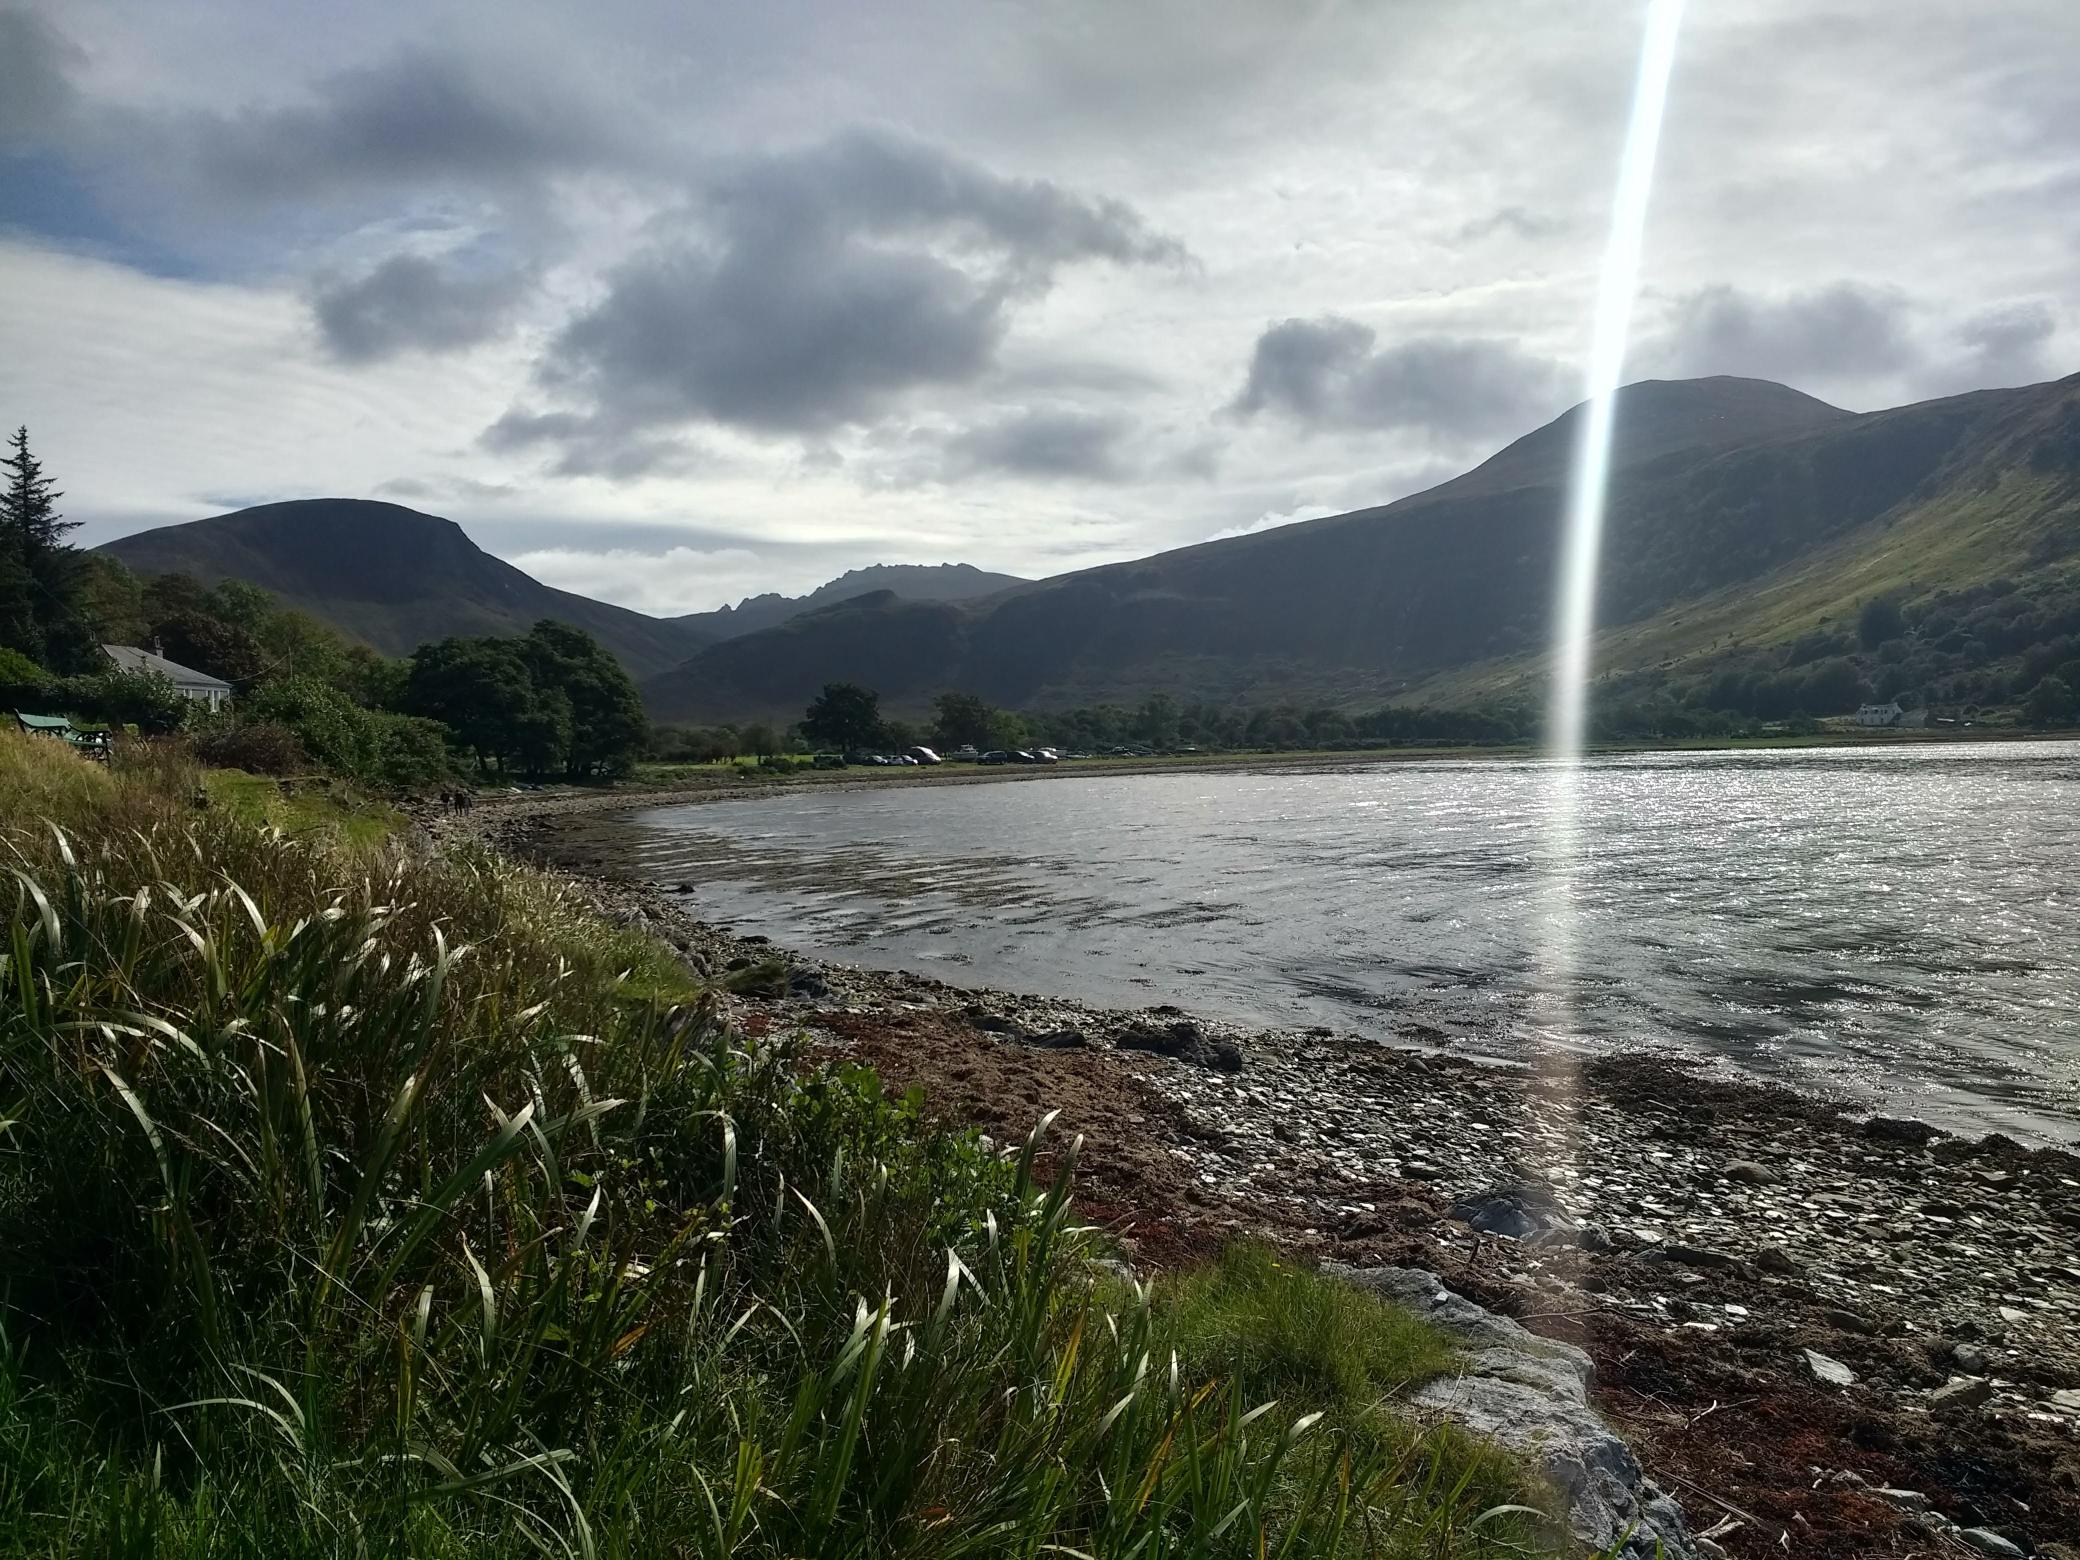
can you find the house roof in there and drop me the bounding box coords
[101,643,233,691]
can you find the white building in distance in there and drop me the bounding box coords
[101,644,233,711]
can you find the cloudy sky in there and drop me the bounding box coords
[4,1,2076,613]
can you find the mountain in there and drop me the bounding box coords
[98,499,709,679]
[674,562,1033,640]
[640,373,2080,723]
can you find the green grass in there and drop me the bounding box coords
[202,768,406,850]
[1160,1244,1459,1408]
[0,731,1577,1558]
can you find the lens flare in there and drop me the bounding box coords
[1534,0,1686,1199]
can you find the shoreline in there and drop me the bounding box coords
[430,781,2080,1558]
[549,722,2080,820]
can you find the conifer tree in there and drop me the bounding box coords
[0,426,95,669]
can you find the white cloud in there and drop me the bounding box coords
[1203,504,1339,544]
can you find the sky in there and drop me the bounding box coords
[3,0,2077,615]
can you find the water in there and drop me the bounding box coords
[625,743,2080,1143]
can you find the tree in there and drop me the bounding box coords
[1858,594,1907,649]
[1132,691,1181,750]
[932,691,994,749]
[2024,675,2077,728]
[0,523,33,662]
[403,637,541,773]
[73,554,148,644]
[736,721,779,757]
[0,428,95,671]
[802,682,884,750]
[155,609,266,684]
[520,620,647,778]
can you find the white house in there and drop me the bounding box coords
[1855,700,1904,728]
[101,644,233,711]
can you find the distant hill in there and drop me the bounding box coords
[675,563,1032,640]
[640,373,2080,722]
[98,499,709,679]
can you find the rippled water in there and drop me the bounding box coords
[627,742,2080,1142]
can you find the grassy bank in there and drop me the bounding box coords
[1,732,1577,1557]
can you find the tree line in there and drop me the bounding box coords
[0,428,650,783]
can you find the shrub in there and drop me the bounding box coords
[0,646,53,708]
[192,718,308,774]
[243,674,379,775]
[371,709,454,786]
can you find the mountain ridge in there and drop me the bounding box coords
[673,562,1033,640]
[638,372,2080,722]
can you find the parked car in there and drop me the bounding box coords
[1031,747,1060,764]
[951,744,981,760]
[905,745,943,765]
[978,749,1011,765]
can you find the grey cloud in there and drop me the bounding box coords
[1649,283,2065,401]
[707,129,1186,277]
[0,8,82,149]
[1653,282,1920,385]
[939,409,1134,482]
[498,129,1185,460]
[174,50,639,204]
[481,409,705,481]
[1232,316,1567,440]
[1454,206,1565,244]
[313,253,535,362]
[1953,301,2058,389]
[374,475,519,505]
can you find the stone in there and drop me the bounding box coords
[1115,1020,1245,1073]
[1930,1376,1995,1411]
[1022,1028,1089,1049]
[1725,1159,1778,1185]
[1958,1530,2026,1558]
[2049,1387,2080,1410]
[1873,1488,1930,1511]
[1754,1244,1800,1276]
[1822,1307,1878,1336]
[1329,1265,1700,1559]
[1949,1342,1989,1374]
[786,969,831,1001]
[1803,1349,1856,1387]
[1863,1115,1941,1146]
[1663,1243,1741,1272]
[1452,1184,1576,1241]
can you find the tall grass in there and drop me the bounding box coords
[0,733,1573,1557]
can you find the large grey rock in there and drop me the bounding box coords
[1959,1530,2027,1558]
[1802,1349,1855,1386]
[1331,1264,1699,1560]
